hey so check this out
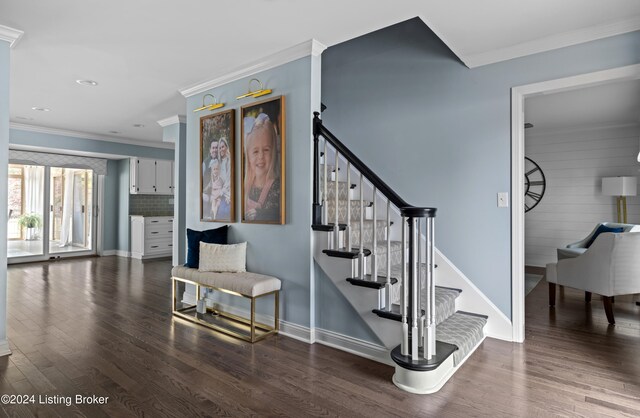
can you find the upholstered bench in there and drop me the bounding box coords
[171,266,281,342]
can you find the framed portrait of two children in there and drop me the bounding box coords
[199,95,285,225]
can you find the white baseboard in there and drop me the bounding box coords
[116,250,130,258]
[314,328,392,366]
[279,320,313,343]
[0,340,12,357]
[193,299,389,364]
[100,249,116,256]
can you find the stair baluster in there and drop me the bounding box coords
[401,216,408,356]
[333,150,340,248]
[409,217,419,360]
[427,216,436,358]
[372,187,378,284]
[322,139,328,228]
[417,217,423,348]
[385,199,391,310]
[358,172,365,279]
[346,161,351,251]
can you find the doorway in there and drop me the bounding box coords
[7,164,97,262]
[510,64,640,341]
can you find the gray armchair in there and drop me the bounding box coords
[546,222,640,324]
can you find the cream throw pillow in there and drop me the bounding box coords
[198,242,247,273]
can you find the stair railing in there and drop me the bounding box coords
[312,112,438,361]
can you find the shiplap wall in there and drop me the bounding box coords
[525,124,640,267]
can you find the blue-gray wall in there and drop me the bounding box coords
[103,160,120,251]
[9,129,174,252]
[322,19,640,318]
[185,57,316,326]
[117,159,131,252]
[170,122,187,265]
[163,123,180,143]
[0,40,10,348]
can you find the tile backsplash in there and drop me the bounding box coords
[129,194,174,216]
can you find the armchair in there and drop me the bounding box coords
[546,222,640,324]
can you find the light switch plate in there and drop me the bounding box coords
[497,192,509,208]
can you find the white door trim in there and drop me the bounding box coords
[510,63,640,342]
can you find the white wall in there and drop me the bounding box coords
[525,124,640,267]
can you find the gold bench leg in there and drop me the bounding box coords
[251,297,256,342]
[172,278,177,312]
[275,291,280,331]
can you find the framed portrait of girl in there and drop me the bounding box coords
[200,109,235,222]
[240,96,285,224]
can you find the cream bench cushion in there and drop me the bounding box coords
[171,266,281,297]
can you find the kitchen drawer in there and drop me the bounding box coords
[144,217,173,226]
[145,238,172,254]
[145,223,174,237]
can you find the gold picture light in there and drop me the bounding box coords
[193,94,225,112]
[236,78,272,100]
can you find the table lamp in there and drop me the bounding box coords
[602,176,637,223]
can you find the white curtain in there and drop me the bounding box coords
[23,166,44,238]
[58,169,75,247]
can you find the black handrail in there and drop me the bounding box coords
[313,112,436,220]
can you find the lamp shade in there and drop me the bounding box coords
[602,176,638,197]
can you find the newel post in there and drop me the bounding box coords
[312,112,322,225]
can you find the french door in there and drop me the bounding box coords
[7,164,97,263]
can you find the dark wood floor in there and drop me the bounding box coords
[2,257,640,417]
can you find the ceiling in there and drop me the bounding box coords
[1,0,639,146]
[525,78,640,131]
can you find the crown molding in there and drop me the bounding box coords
[179,39,327,98]
[0,24,24,48]
[9,144,129,159]
[10,122,175,150]
[157,115,186,127]
[464,16,640,68]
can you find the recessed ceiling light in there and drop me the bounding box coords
[108,130,120,134]
[76,79,98,86]
[31,107,50,112]
[133,124,145,128]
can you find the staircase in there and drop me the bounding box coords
[311,112,487,394]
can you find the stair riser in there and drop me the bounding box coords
[324,181,352,200]
[348,221,387,243]
[436,313,487,366]
[326,199,371,223]
[355,252,403,283]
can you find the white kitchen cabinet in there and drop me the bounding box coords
[155,160,173,194]
[130,216,173,259]
[130,158,174,195]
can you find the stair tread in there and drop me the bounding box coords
[312,224,347,232]
[390,341,457,372]
[323,248,372,259]
[372,286,461,324]
[436,312,487,366]
[347,275,398,290]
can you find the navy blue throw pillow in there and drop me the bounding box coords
[584,225,624,248]
[185,226,229,268]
